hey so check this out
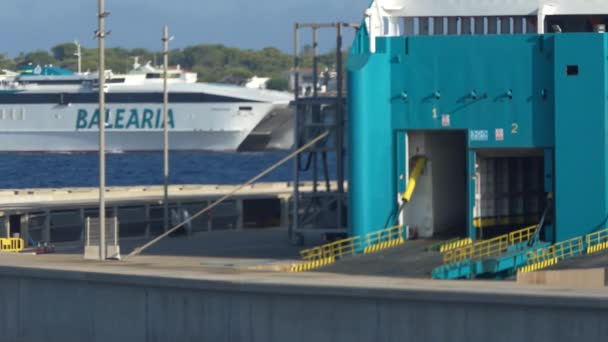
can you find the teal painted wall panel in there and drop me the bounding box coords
[554,34,608,241]
[347,53,397,238]
[391,35,554,149]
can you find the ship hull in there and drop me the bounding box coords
[0,131,249,152]
[0,101,284,152]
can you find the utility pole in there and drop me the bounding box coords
[97,0,109,260]
[162,25,172,232]
[74,40,82,74]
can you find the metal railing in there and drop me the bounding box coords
[300,236,363,261]
[299,225,404,262]
[293,225,405,272]
[519,227,608,273]
[439,238,473,253]
[0,238,24,253]
[290,257,336,273]
[363,225,404,253]
[520,236,585,273]
[586,228,608,254]
[509,225,539,244]
[443,225,537,264]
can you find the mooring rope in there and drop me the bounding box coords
[125,131,330,260]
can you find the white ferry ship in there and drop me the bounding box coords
[0,62,293,152]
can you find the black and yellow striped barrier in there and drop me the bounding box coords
[586,228,608,255]
[587,241,608,254]
[363,237,405,254]
[0,238,24,253]
[293,226,405,272]
[439,238,472,253]
[519,236,584,274]
[516,228,608,275]
[518,258,558,273]
[290,257,336,273]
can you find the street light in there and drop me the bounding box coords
[96,0,110,260]
[74,40,82,74]
[162,25,174,232]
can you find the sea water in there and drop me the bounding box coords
[0,151,337,189]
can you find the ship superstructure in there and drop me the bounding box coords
[0,63,292,152]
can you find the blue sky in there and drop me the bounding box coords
[0,0,368,56]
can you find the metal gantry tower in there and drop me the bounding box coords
[290,22,356,245]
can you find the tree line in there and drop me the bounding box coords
[0,43,344,91]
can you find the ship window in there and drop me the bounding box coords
[239,106,253,111]
[145,73,180,79]
[0,92,257,104]
[567,65,579,76]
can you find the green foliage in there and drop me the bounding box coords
[51,43,77,60]
[0,54,15,70]
[3,42,344,84]
[266,77,289,91]
[16,50,58,67]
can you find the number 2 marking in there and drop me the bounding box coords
[511,123,519,135]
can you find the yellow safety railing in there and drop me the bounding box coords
[294,225,405,272]
[290,257,336,273]
[519,236,584,273]
[0,238,24,253]
[586,228,608,254]
[508,225,538,245]
[443,225,537,264]
[321,236,363,260]
[364,225,405,254]
[439,238,473,253]
[300,225,405,262]
[300,236,362,261]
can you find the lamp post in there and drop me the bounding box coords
[97,0,109,260]
[162,25,172,232]
[74,40,82,74]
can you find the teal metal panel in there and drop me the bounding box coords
[347,52,397,238]
[554,34,608,241]
[390,35,554,148]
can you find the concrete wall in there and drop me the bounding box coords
[518,268,608,289]
[0,267,607,342]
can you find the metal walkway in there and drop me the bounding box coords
[432,225,550,279]
[519,228,608,273]
[433,225,608,279]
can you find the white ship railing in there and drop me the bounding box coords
[364,0,608,52]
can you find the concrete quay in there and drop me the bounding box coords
[0,250,606,342]
[0,182,306,210]
[0,182,335,245]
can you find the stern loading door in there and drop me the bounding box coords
[403,131,467,239]
[473,150,547,239]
